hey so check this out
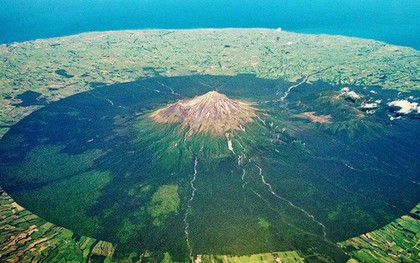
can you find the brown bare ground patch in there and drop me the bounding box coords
[295,112,332,123]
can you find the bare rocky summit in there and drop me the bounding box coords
[150,91,256,135]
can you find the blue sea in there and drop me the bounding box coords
[0,0,419,49]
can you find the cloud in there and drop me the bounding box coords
[388,100,419,114]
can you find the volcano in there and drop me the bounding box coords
[150,91,256,136]
[0,75,419,262]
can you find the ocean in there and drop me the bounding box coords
[0,0,419,49]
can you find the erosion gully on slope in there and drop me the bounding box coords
[184,156,199,262]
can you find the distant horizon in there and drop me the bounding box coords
[0,0,419,49]
[12,27,416,50]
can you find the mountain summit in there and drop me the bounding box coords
[150,91,256,135]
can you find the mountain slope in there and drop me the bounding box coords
[150,91,256,136]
